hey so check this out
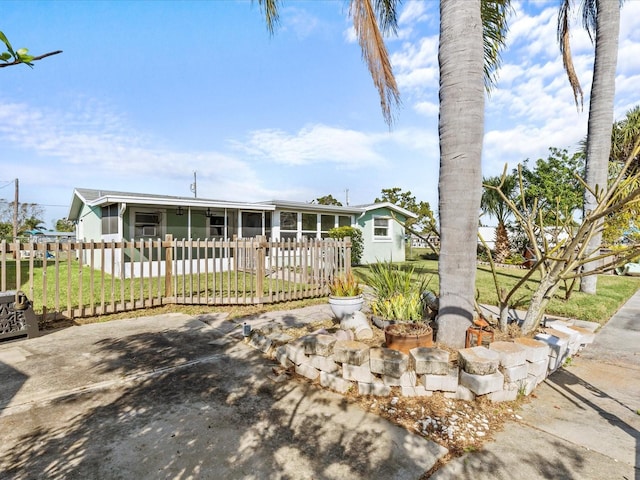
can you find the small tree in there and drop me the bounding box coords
[375,187,437,236]
[313,194,343,206]
[481,173,517,263]
[485,139,640,334]
[55,217,75,232]
[328,226,363,266]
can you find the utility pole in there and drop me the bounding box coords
[190,171,197,198]
[345,188,349,206]
[13,178,18,242]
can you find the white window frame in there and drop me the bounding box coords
[373,215,392,242]
[130,208,165,239]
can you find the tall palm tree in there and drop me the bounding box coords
[481,174,517,263]
[257,0,510,347]
[558,0,621,294]
[435,0,486,347]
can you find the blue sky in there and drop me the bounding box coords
[1,0,639,227]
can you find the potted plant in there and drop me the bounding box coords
[374,292,433,354]
[366,261,433,354]
[327,271,364,320]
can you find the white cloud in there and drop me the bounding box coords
[391,36,438,72]
[281,6,322,40]
[0,99,280,202]
[398,1,430,26]
[343,25,357,43]
[413,101,438,118]
[237,124,386,168]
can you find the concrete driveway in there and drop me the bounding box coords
[0,310,446,480]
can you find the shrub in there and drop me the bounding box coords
[328,226,363,265]
[366,260,432,320]
[373,292,424,321]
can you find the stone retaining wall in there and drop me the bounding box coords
[245,318,598,403]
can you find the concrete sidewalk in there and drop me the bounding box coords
[0,306,446,480]
[1,293,639,479]
[433,291,640,480]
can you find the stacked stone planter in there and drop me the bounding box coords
[245,317,599,403]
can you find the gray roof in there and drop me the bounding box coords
[68,188,416,221]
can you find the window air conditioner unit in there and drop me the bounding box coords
[142,226,157,237]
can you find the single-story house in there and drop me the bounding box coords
[67,188,416,265]
[24,229,76,242]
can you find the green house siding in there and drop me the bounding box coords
[77,204,102,242]
[69,189,416,269]
[357,207,407,264]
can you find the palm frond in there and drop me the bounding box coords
[581,0,597,42]
[373,0,400,34]
[557,0,584,111]
[481,0,513,93]
[350,0,401,126]
[255,0,281,35]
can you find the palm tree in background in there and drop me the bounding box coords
[481,174,517,263]
[558,0,621,294]
[20,216,45,235]
[257,0,511,347]
[611,105,640,169]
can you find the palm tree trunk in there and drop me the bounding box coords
[580,0,620,294]
[435,0,485,348]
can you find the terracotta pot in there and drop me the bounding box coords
[384,322,433,354]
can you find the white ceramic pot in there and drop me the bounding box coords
[328,294,364,320]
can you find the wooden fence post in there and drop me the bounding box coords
[255,236,266,303]
[345,236,352,275]
[164,234,173,298]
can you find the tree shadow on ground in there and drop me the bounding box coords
[0,360,28,410]
[427,430,589,480]
[545,367,640,480]
[0,319,441,479]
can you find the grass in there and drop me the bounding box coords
[0,259,308,316]
[4,247,639,328]
[354,248,640,325]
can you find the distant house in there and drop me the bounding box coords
[68,188,416,265]
[24,230,76,242]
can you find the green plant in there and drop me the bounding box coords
[328,226,363,265]
[329,272,363,297]
[366,260,431,320]
[366,260,417,301]
[373,291,424,321]
[516,379,527,397]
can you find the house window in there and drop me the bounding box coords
[264,212,272,239]
[338,215,351,227]
[134,212,161,238]
[373,216,391,240]
[302,213,317,239]
[209,214,225,239]
[242,212,262,238]
[321,214,335,239]
[280,211,298,240]
[101,204,118,235]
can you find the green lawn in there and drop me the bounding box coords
[3,250,639,326]
[0,259,305,315]
[354,249,640,325]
